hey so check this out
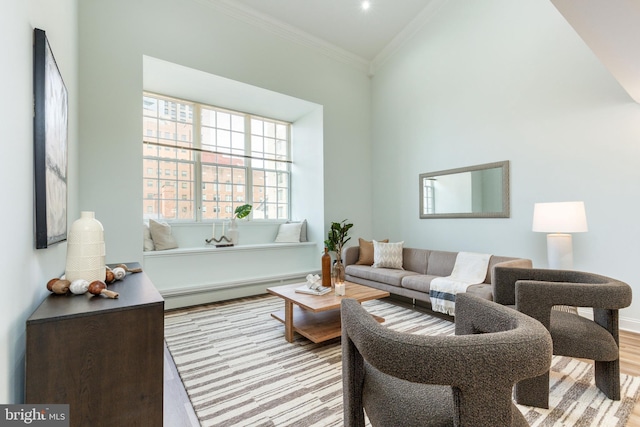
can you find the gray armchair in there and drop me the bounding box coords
[493,267,632,409]
[341,294,553,427]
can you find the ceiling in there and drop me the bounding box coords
[208,0,443,69]
[206,0,639,102]
[551,0,640,103]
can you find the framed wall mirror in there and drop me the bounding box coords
[419,161,510,219]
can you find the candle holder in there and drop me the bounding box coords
[207,220,234,247]
[205,235,234,247]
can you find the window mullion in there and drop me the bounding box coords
[286,124,291,219]
[244,114,253,214]
[194,104,203,221]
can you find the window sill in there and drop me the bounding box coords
[143,241,316,258]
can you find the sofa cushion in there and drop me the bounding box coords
[401,274,440,293]
[402,248,429,274]
[373,241,404,269]
[345,265,419,288]
[356,238,388,266]
[426,251,458,277]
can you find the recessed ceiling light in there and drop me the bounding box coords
[361,1,371,11]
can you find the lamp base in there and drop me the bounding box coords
[547,233,573,270]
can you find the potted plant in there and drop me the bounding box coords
[324,219,353,284]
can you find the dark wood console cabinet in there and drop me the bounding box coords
[26,264,164,427]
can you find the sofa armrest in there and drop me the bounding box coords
[344,246,360,266]
[491,260,532,305]
[495,258,533,269]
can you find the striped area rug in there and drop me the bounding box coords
[164,294,640,427]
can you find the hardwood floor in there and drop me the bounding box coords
[163,321,640,426]
[621,330,640,426]
[164,343,199,427]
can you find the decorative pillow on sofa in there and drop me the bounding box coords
[149,219,178,251]
[356,238,389,265]
[372,240,404,270]
[275,222,304,243]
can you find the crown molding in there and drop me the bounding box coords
[369,0,449,75]
[196,0,371,74]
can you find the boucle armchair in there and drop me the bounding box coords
[493,267,632,409]
[341,294,553,427]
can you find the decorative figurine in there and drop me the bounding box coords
[46,278,71,294]
[88,281,119,299]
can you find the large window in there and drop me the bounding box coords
[142,93,291,221]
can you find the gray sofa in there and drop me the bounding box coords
[344,246,532,307]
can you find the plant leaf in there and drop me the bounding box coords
[234,204,252,219]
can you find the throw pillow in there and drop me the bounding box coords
[143,222,155,251]
[149,219,179,250]
[372,240,404,270]
[286,219,308,242]
[356,238,389,265]
[274,222,303,243]
[300,219,308,242]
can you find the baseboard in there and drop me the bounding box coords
[620,316,640,334]
[161,272,315,310]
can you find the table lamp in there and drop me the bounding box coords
[532,201,588,269]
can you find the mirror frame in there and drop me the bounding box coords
[419,160,510,219]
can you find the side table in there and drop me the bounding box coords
[25,263,164,427]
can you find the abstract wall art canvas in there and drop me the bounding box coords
[34,28,68,249]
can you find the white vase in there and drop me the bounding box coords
[228,218,239,245]
[65,211,106,282]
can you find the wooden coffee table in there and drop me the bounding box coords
[267,281,390,343]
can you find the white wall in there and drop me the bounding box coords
[371,0,640,330]
[0,0,78,403]
[77,0,372,269]
[292,107,325,245]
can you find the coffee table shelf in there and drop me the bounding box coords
[271,307,384,343]
[267,281,389,343]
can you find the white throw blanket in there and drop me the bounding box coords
[429,252,491,316]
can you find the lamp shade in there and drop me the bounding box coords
[532,201,588,233]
